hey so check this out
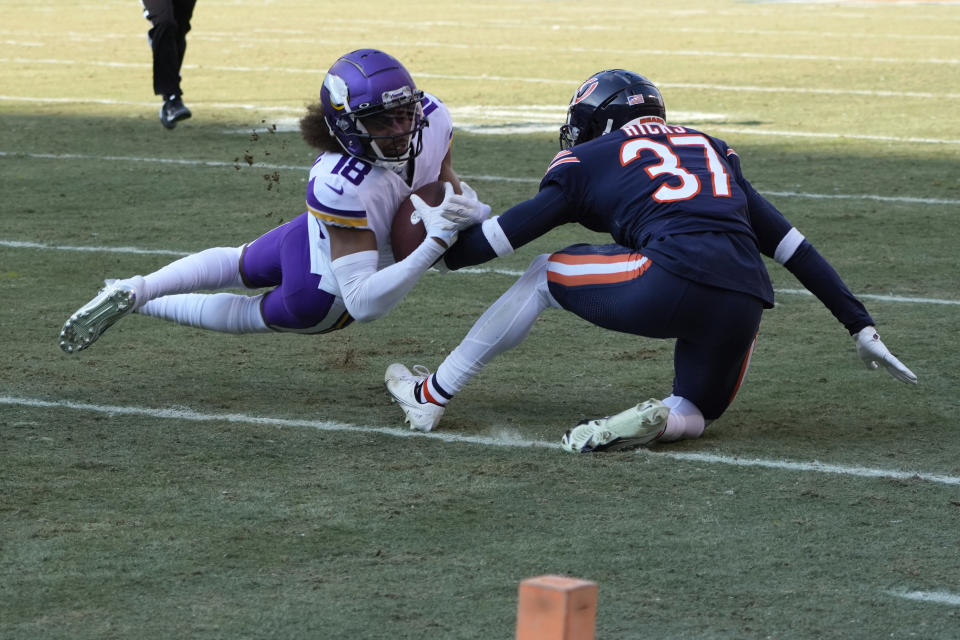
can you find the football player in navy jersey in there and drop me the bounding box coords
[386,69,916,450]
[59,49,488,354]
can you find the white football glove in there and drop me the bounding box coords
[853,326,917,385]
[409,182,466,247]
[410,180,491,233]
[446,181,492,226]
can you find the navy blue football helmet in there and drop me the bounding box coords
[321,49,426,165]
[559,70,666,149]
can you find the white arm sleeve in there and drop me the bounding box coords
[331,239,447,322]
[481,216,515,257]
[773,227,805,265]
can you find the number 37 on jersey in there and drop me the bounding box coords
[618,127,734,203]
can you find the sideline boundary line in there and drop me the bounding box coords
[3,395,959,487]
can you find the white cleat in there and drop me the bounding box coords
[59,277,143,354]
[561,399,670,453]
[384,363,444,432]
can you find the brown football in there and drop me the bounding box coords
[391,181,447,262]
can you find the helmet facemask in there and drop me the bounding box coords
[354,90,426,166]
[559,120,580,150]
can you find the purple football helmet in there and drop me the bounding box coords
[321,49,426,166]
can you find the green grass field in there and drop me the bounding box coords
[2,1,959,638]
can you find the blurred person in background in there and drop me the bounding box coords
[142,0,196,129]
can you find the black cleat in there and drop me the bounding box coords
[159,95,192,129]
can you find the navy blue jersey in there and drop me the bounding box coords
[539,118,774,306]
[445,116,875,332]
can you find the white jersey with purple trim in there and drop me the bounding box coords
[304,92,453,296]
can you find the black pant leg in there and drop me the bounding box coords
[141,0,196,97]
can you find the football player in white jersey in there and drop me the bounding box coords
[58,49,489,352]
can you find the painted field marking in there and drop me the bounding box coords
[2,23,959,43]
[0,240,191,257]
[3,56,960,99]
[3,150,960,205]
[888,590,960,606]
[3,395,960,488]
[3,36,959,66]
[4,94,960,144]
[1,239,957,306]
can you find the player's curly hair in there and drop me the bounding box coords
[300,101,340,152]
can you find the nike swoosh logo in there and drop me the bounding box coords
[325,183,344,195]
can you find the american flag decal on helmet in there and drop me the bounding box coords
[627,94,645,105]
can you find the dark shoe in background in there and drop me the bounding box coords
[159,94,192,129]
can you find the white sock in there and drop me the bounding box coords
[435,254,559,395]
[135,246,246,304]
[137,292,269,333]
[658,395,706,442]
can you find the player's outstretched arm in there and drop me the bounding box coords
[853,326,918,384]
[740,180,916,384]
[443,184,575,271]
[328,225,448,323]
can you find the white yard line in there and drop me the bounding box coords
[887,590,960,606]
[0,95,295,113]
[3,34,959,64]
[3,93,959,143]
[1,147,957,307]
[3,56,960,99]
[2,25,958,43]
[1,239,957,306]
[0,240,191,257]
[2,147,956,309]
[3,150,960,205]
[705,126,960,146]
[3,395,959,487]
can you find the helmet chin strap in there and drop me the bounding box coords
[369,138,411,172]
[602,118,615,135]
